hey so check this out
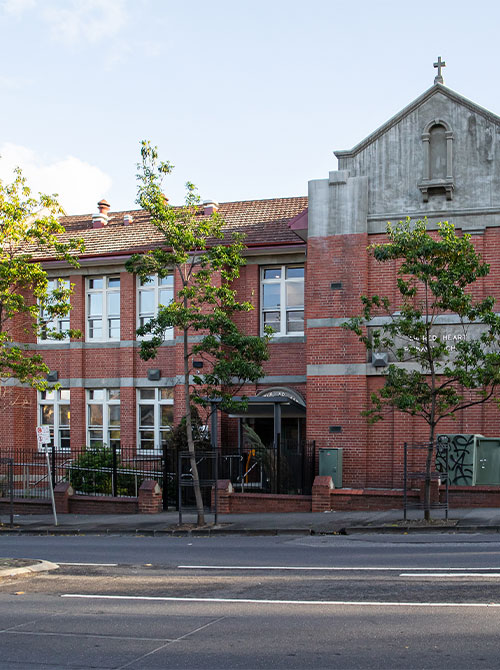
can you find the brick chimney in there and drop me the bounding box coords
[92,199,110,228]
[203,200,219,215]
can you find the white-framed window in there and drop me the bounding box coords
[38,389,71,450]
[87,276,120,341]
[137,388,174,453]
[261,265,304,336]
[137,274,174,338]
[87,389,120,449]
[39,278,71,342]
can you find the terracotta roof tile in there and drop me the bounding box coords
[50,196,308,259]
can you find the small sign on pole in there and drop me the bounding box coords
[36,425,51,449]
[36,426,58,526]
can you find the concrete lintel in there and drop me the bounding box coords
[307,364,367,376]
[257,375,307,384]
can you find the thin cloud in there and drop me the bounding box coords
[0,143,112,215]
[1,0,36,17]
[42,0,128,45]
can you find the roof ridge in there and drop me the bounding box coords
[60,195,308,225]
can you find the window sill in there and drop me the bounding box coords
[266,334,306,344]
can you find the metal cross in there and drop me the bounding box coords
[433,56,446,84]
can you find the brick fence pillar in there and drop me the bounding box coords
[138,480,163,514]
[54,482,73,514]
[312,475,333,512]
[211,479,233,514]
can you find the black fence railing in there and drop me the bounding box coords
[0,457,14,526]
[0,446,164,501]
[403,440,449,520]
[178,450,218,521]
[219,440,316,495]
[0,439,317,509]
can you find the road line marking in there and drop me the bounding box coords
[177,565,500,572]
[3,630,172,642]
[58,562,118,567]
[61,594,500,608]
[115,616,226,670]
[400,573,500,577]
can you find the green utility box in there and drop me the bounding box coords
[475,438,500,485]
[436,434,479,486]
[318,447,343,488]
[436,434,500,486]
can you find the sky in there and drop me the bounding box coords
[1,0,499,215]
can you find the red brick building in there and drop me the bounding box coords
[5,79,500,506]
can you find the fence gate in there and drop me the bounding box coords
[218,439,315,495]
[0,457,14,527]
[177,450,218,524]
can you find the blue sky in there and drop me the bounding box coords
[0,0,498,214]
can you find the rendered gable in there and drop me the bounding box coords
[309,85,500,238]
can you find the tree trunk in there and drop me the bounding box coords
[183,326,205,526]
[424,425,436,522]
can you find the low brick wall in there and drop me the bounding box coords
[69,496,139,514]
[330,488,418,511]
[212,478,418,514]
[0,479,163,516]
[0,498,51,515]
[229,493,312,513]
[444,486,500,507]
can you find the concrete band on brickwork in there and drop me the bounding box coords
[34,335,205,350]
[44,250,307,275]
[307,364,368,376]
[307,363,425,376]
[307,314,497,329]
[34,335,305,350]
[367,207,500,234]
[1,374,307,388]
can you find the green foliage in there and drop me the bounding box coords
[0,167,84,390]
[167,407,211,453]
[344,218,500,517]
[67,446,137,496]
[344,218,500,430]
[126,141,270,524]
[126,141,270,415]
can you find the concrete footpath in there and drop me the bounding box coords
[3,507,500,536]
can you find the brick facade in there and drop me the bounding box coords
[4,82,500,512]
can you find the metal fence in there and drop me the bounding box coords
[178,450,218,520]
[219,440,316,495]
[403,440,449,520]
[0,439,317,510]
[0,446,164,501]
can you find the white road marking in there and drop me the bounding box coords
[58,562,118,567]
[177,565,500,572]
[115,616,226,670]
[400,573,500,577]
[3,630,172,642]
[61,594,500,608]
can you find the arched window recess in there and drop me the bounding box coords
[418,119,454,202]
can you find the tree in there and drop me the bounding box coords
[344,218,500,520]
[0,167,83,395]
[126,141,270,525]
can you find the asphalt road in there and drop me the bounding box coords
[2,534,500,669]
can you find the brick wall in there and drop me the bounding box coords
[226,493,312,514]
[4,221,500,502]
